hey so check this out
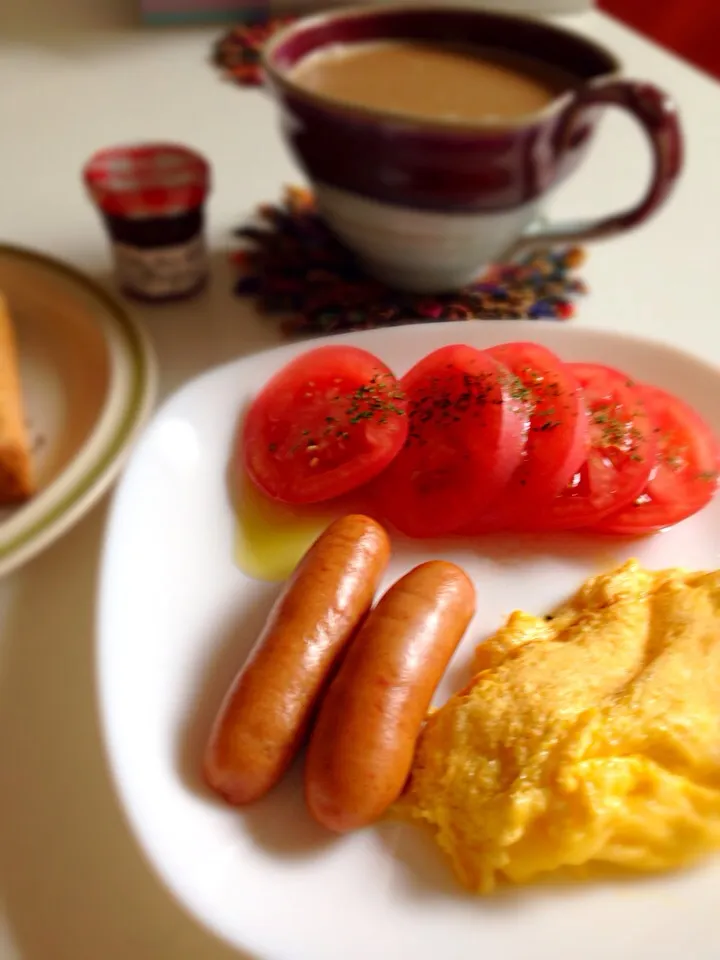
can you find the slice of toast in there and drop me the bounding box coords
[0,293,35,504]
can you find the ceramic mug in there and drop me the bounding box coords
[263,5,683,293]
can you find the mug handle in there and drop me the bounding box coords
[511,78,683,252]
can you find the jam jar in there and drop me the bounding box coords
[83,143,211,302]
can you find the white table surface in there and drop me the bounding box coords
[1,1,720,957]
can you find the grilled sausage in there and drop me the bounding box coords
[203,514,391,805]
[304,559,475,832]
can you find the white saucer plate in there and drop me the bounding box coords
[99,321,720,960]
[0,246,157,578]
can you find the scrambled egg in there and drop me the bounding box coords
[398,560,720,892]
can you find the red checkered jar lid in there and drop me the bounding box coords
[83,143,211,219]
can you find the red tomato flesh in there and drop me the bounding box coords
[532,363,656,530]
[594,384,720,534]
[371,344,527,537]
[242,345,408,504]
[463,342,588,532]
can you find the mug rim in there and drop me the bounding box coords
[262,3,622,133]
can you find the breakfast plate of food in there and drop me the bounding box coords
[0,245,156,578]
[98,320,720,960]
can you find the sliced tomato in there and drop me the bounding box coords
[371,344,527,537]
[462,342,588,532]
[594,384,720,534]
[242,345,407,504]
[531,363,656,530]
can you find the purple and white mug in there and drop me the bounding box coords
[262,5,682,293]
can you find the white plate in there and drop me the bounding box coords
[98,321,720,960]
[0,245,157,578]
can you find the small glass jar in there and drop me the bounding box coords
[83,143,211,303]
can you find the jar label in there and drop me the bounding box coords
[113,236,207,299]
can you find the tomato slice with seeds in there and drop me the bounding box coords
[242,345,408,504]
[531,363,655,530]
[462,342,588,532]
[594,384,720,534]
[371,344,527,537]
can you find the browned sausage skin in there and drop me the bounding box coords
[203,514,391,805]
[304,559,475,832]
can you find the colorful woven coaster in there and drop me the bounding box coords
[231,187,589,336]
[212,17,295,86]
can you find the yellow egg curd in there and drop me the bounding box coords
[398,560,720,892]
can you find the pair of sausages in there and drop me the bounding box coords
[203,514,475,831]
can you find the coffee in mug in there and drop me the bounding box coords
[290,41,579,122]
